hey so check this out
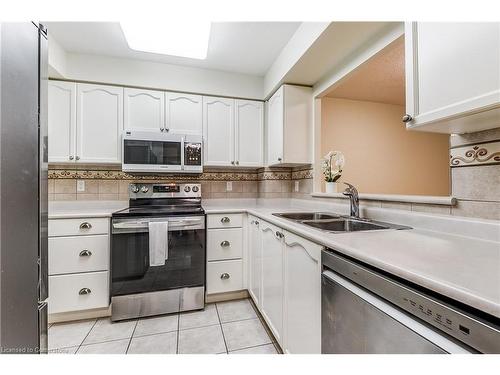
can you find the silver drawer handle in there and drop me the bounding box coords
[220,217,230,223]
[79,288,92,295]
[79,250,92,257]
[275,231,284,239]
[220,240,230,248]
[220,273,230,280]
[79,222,92,230]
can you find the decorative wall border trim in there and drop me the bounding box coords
[48,167,315,181]
[450,140,500,167]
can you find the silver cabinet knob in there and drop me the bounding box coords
[402,114,413,123]
[235,161,239,165]
[79,288,92,295]
[165,128,170,132]
[79,250,92,257]
[255,221,259,225]
[221,217,230,223]
[160,127,164,132]
[220,273,230,280]
[220,240,230,248]
[69,155,74,160]
[278,157,282,162]
[231,161,235,165]
[75,156,80,160]
[275,231,283,239]
[79,222,92,230]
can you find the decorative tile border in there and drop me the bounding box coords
[48,167,315,181]
[291,169,314,180]
[450,140,500,167]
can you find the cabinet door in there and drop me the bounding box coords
[235,100,263,167]
[76,84,123,163]
[405,22,500,132]
[283,230,322,354]
[124,88,165,132]
[248,216,262,309]
[203,96,234,166]
[260,220,284,344]
[48,81,76,163]
[266,86,284,165]
[166,92,202,135]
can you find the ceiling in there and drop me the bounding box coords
[45,22,301,76]
[326,36,405,106]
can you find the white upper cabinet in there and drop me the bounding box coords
[260,220,284,345]
[48,81,76,163]
[166,92,203,135]
[203,96,235,166]
[124,88,165,132]
[283,231,322,354]
[404,22,500,133]
[76,83,124,164]
[266,84,312,166]
[235,100,264,167]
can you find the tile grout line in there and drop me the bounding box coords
[75,319,98,354]
[125,320,139,354]
[214,303,229,354]
[228,342,277,354]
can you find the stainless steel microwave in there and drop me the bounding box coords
[122,130,203,174]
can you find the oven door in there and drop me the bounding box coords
[111,215,206,296]
[122,137,182,173]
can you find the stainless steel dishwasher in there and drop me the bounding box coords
[322,250,500,354]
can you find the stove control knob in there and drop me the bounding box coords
[130,185,139,193]
[184,186,191,193]
[192,185,199,193]
[141,186,149,193]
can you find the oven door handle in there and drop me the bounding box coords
[113,218,204,230]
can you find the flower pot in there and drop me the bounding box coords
[325,182,338,194]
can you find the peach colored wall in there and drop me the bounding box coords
[321,98,450,196]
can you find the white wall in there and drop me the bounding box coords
[52,52,264,99]
[48,36,67,78]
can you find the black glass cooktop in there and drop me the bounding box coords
[112,198,204,218]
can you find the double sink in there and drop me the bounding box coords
[273,212,411,233]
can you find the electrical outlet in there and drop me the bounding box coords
[294,181,300,192]
[77,180,85,192]
[226,181,232,192]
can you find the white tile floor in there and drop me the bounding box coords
[48,299,280,354]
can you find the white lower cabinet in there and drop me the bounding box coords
[247,216,323,353]
[260,220,284,344]
[207,259,243,294]
[48,271,109,314]
[48,216,111,319]
[283,230,322,354]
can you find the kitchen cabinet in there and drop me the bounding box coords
[203,96,264,167]
[76,84,124,163]
[166,92,203,134]
[124,88,165,132]
[203,96,235,166]
[283,230,322,354]
[248,215,262,309]
[404,22,500,133]
[266,84,312,166]
[48,81,76,163]
[260,220,284,344]
[235,100,264,167]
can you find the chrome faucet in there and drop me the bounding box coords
[343,182,360,218]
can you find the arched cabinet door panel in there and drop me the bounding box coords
[48,81,76,163]
[124,88,165,132]
[203,96,234,166]
[166,92,202,135]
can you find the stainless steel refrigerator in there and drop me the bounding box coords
[0,22,48,354]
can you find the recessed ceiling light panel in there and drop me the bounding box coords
[120,21,211,59]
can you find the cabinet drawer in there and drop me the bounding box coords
[207,260,243,294]
[48,271,109,314]
[49,235,109,275]
[207,213,243,229]
[207,228,243,261]
[49,217,109,237]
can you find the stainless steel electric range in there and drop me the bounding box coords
[111,183,206,321]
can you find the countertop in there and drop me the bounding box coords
[48,201,128,219]
[202,201,500,319]
[48,199,500,319]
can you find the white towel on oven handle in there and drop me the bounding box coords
[148,221,169,266]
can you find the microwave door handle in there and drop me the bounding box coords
[181,136,185,170]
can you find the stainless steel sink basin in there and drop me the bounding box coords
[272,211,411,233]
[273,212,341,221]
[302,219,390,232]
